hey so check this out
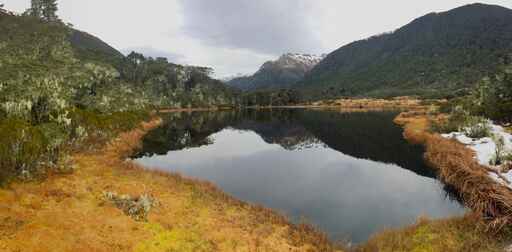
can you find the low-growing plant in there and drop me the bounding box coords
[491,133,506,166]
[103,191,158,221]
[430,106,491,138]
[463,116,491,138]
[430,106,469,133]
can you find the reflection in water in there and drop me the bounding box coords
[133,109,464,243]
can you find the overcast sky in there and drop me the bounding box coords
[3,1,512,78]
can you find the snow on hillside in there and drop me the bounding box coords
[276,53,324,68]
[283,53,324,66]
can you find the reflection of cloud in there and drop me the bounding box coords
[178,0,320,55]
[135,128,464,242]
[121,46,185,64]
[136,129,282,164]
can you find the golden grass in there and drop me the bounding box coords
[0,117,341,252]
[395,112,512,229]
[356,215,512,252]
[307,97,425,110]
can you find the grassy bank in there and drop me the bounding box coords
[395,111,512,227]
[357,215,512,252]
[360,110,512,251]
[0,117,341,252]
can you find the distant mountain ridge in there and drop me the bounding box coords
[299,3,512,99]
[228,53,324,91]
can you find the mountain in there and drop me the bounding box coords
[228,53,324,91]
[69,29,125,67]
[300,3,512,99]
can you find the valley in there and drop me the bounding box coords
[1,1,512,251]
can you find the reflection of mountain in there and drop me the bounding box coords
[133,109,434,178]
[235,120,324,151]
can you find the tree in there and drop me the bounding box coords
[41,0,58,22]
[28,0,59,22]
[28,0,42,18]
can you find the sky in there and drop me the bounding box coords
[2,1,512,78]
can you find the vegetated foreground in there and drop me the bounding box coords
[0,117,339,252]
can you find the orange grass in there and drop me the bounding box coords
[356,215,512,252]
[395,112,512,229]
[0,117,341,252]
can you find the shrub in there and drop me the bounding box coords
[491,134,506,166]
[463,116,491,139]
[0,119,47,182]
[430,106,491,138]
[430,106,469,133]
[68,108,150,146]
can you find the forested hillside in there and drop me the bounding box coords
[0,3,238,183]
[300,3,512,99]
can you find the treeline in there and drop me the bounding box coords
[241,89,302,107]
[442,63,512,123]
[120,52,239,108]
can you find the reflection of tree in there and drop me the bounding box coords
[295,110,436,178]
[133,109,435,178]
[132,111,241,158]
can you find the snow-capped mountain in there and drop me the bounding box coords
[264,53,324,71]
[227,53,324,91]
[220,73,249,82]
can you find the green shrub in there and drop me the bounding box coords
[430,106,491,138]
[0,119,48,182]
[463,116,491,139]
[69,109,149,143]
[491,134,506,166]
[430,119,460,134]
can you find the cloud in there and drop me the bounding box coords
[121,46,185,64]
[178,0,321,55]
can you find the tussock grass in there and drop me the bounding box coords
[395,112,512,229]
[356,215,512,252]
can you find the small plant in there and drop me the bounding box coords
[501,152,512,173]
[491,134,506,166]
[430,105,492,139]
[103,191,158,221]
[430,106,469,133]
[463,116,491,139]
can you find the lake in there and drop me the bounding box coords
[132,109,464,243]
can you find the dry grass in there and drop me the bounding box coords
[395,112,512,229]
[0,117,341,252]
[356,215,512,252]
[307,97,425,110]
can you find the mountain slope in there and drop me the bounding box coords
[300,3,512,99]
[69,29,125,67]
[228,53,323,91]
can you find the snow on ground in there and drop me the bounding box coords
[442,123,512,189]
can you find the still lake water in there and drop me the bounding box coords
[132,109,464,243]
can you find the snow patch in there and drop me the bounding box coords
[442,122,512,189]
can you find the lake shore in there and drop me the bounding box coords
[394,111,512,226]
[1,103,511,251]
[0,116,340,252]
